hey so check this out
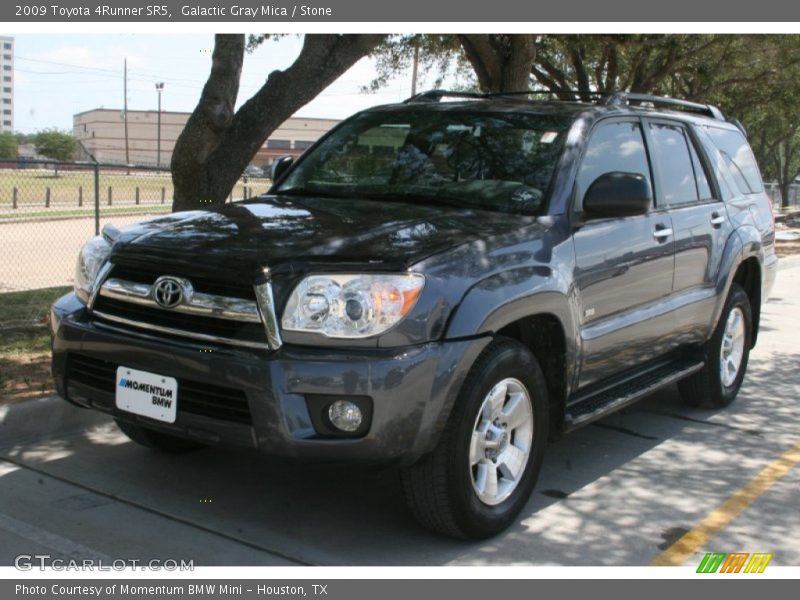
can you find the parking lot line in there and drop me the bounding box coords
[651,440,800,566]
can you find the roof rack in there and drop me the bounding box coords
[604,92,725,121]
[403,89,730,125]
[403,90,485,103]
[404,89,606,103]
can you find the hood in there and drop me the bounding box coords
[110,195,536,276]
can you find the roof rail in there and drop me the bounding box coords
[404,89,610,103]
[604,92,725,121]
[403,90,485,103]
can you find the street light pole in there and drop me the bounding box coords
[155,82,164,168]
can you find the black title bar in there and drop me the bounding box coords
[4,0,800,22]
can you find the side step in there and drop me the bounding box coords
[564,356,705,432]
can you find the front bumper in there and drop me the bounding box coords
[51,293,489,465]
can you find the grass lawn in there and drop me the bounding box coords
[0,168,175,207]
[0,204,172,221]
[0,167,272,214]
[1,286,71,403]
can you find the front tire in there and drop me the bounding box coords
[679,283,752,408]
[115,419,205,453]
[401,338,549,539]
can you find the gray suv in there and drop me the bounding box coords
[51,91,777,539]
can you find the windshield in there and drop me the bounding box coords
[276,109,571,215]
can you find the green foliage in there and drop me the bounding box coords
[0,131,17,159]
[368,34,800,203]
[33,129,78,162]
[14,132,36,144]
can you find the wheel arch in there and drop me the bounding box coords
[494,314,570,436]
[731,256,762,347]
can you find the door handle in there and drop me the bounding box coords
[710,212,726,226]
[653,227,673,239]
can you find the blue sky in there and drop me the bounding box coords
[10,34,437,133]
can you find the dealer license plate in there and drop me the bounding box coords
[115,366,178,424]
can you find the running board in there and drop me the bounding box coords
[564,357,705,432]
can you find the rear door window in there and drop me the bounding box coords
[647,123,699,206]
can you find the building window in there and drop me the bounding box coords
[2,54,10,61]
[2,87,10,93]
[3,77,10,82]
[266,139,291,150]
[2,109,11,115]
[2,66,10,71]
[2,43,11,50]
[294,140,314,150]
[2,98,10,104]
[3,120,11,127]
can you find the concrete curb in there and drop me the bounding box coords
[0,396,110,450]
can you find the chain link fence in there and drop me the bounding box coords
[764,182,800,212]
[0,159,271,327]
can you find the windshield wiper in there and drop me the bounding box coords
[359,191,469,210]
[276,188,348,199]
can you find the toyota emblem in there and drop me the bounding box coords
[152,276,186,309]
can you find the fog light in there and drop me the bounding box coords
[327,400,363,432]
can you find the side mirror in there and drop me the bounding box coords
[270,156,294,183]
[583,172,652,219]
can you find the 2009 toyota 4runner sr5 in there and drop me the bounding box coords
[51,91,777,539]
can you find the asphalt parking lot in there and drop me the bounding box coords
[0,259,798,567]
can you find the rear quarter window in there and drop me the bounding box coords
[703,126,763,194]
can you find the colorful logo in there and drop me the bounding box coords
[696,552,773,573]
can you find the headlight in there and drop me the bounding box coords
[74,235,111,303]
[282,273,425,338]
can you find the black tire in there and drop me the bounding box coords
[115,419,205,453]
[679,283,752,408]
[401,338,549,539]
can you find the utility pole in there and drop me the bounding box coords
[123,58,130,166]
[155,82,164,168]
[411,43,420,97]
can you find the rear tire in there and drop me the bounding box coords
[401,338,548,539]
[115,419,205,453]
[679,283,752,408]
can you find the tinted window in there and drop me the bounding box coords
[278,110,571,215]
[687,137,713,200]
[577,121,651,208]
[704,126,762,194]
[648,123,698,205]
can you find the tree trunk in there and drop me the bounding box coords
[458,35,536,93]
[171,34,384,212]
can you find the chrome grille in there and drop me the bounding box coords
[91,264,282,350]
